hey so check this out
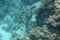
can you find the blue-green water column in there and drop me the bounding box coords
[0,0,42,40]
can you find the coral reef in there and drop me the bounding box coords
[15,37,30,40]
[34,0,55,26]
[46,11,60,27]
[15,26,57,40]
[29,26,57,40]
[0,0,60,40]
[14,0,60,40]
[46,0,60,27]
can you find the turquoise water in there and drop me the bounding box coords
[0,0,42,40]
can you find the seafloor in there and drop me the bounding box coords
[0,0,60,40]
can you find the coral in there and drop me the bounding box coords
[15,0,60,40]
[46,13,60,27]
[46,0,60,27]
[14,26,57,40]
[0,0,60,40]
[29,27,43,38]
[15,37,30,40]
[29,26,57,40]
[34,0,55,26]
[15,26,58,40]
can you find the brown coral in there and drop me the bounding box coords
[15,37,30,40]
[29,26,57,40]
[46,0,60,27]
